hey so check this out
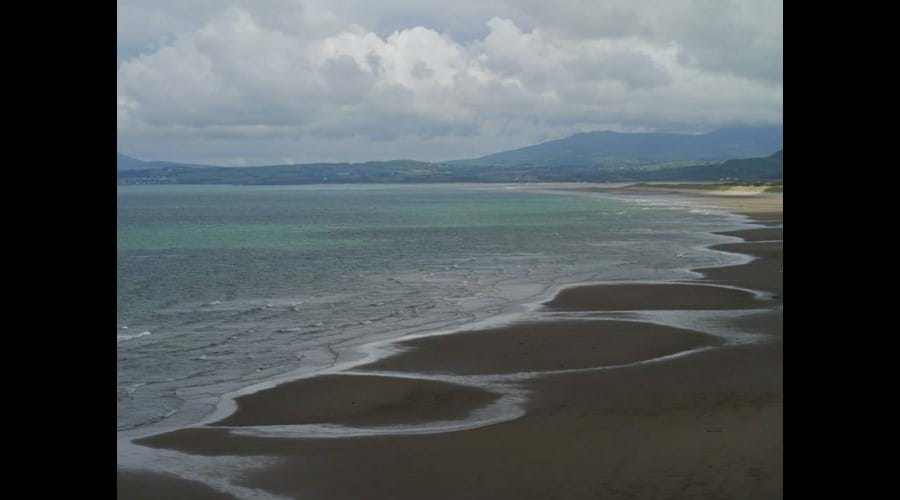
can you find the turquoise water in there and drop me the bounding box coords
[117,184,745,432]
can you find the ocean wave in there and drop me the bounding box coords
[117,330,151,343]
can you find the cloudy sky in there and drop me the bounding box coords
[117,0,782,166]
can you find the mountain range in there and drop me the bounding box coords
[118,125,783,184]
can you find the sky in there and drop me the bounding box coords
[117,0,783,166]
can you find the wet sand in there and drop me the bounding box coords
[140,342,783,500]
[544,282,768,311]
[362,320,718,375]
[718,227,783,241]
[215,374,499,427]
[125,189,782,500]
[117,470,237,500]
[699,241,783,297]
[614,185,784,214]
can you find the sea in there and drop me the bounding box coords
[117,184,751,436]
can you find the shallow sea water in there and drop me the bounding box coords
[117,184,751,434]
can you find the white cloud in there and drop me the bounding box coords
[116,0,782,164]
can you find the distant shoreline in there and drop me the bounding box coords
[540,182,784,213]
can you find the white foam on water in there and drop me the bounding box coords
[117,330,152,343]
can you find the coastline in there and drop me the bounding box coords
[120,185,782,499]
[117,182,753,436]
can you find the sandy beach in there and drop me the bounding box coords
[117,470,238,500]
[362,319,719,375]
[215,374,499,428]
[124,186,783,499]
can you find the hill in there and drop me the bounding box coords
[450,126,782,168]
[628,152,782,182]
[117,153,151,170]
[117,151,782,185]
